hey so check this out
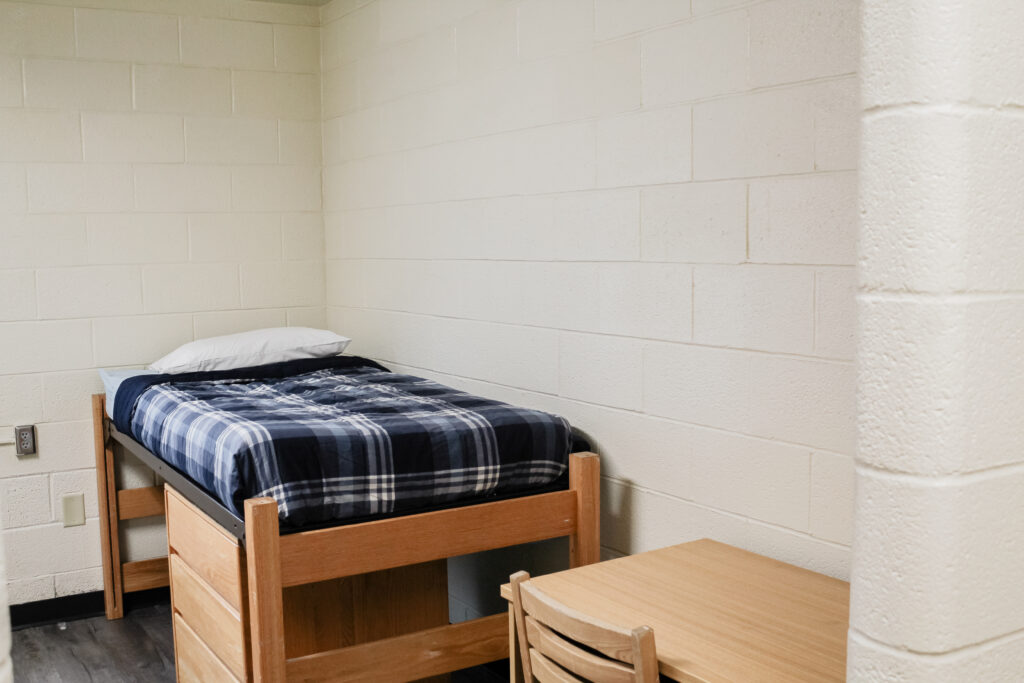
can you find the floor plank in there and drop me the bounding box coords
[11,603,507,682]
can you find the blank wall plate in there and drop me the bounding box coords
[62,494,85,527]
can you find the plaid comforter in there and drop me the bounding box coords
[115,357,571,526]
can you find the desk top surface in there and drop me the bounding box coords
[501,539,849,682]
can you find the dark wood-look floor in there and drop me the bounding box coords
[12,604,176,682]
[11,603,507,682]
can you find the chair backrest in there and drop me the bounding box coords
[510,571,658,683]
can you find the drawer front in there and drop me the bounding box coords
[166,486,246,610]
[171,553,250,681]
[174,613,242,683]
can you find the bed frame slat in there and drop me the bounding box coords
[117,486,165,520]
[278,489,578,587]
[121,557,169,592]
[285,613,508,683]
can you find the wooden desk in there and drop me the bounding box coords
[501,539,849,682]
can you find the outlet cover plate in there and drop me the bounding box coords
[15,425,35,456]
[62,493,85,527]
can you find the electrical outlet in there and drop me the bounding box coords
[62,493,85,527]
[15,425,35,456]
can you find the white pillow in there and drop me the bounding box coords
[149,327,351,374]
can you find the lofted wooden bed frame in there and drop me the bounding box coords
[92,393,601,682]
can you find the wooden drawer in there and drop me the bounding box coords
[170,553,250,681]
[174,613,242,683]
[165,486,246,611]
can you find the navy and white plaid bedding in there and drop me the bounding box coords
[114,357,571,526]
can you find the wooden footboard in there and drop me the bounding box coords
[243,451,600,682]
[93,392,602,682]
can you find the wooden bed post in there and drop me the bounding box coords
[568,452,600,568]
[510,452,600,683]
[92,394,124,620]
[245,498,287,682]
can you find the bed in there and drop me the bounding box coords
[92,354,600,682]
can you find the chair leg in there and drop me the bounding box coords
[510,571,533,683]
[509,602,527,683]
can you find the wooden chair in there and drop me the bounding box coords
[510,570,659,683]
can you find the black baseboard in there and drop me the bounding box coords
[10,587,170,631]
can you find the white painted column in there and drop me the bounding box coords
[851,1,1024,679]
[0,530,11,683]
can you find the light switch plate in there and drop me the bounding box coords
[62,493,86,527]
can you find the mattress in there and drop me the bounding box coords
[113,356,572,527]
[98,368,158,418]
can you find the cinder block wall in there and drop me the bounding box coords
[0,0,323,604]
[0,0,863,612]
[850,1,1024,678]
[321,0,860,617]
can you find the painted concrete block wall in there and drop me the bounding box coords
[321,0,860,614]
[0,0,323,604]
[851,1,1024,679]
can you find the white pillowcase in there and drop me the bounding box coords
[149,327,352,374]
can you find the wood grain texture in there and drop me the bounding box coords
[170,554,249,680]
[174,613,242,683]
[283,578,354,659]
[505,539,849,683]
[352,561,451,683]
[93,393,123,620]
[510,572,534,683]
[245,497,286,683]
[520,582,639,665]
[165,490,183,681]
[568,453,600,568]
[630,626,658,683]
[526,619,638,683]
[508,606,526,683]
[286,614,508,683]
[513,569,656,683]
[279,489,577,587]
[352,560,449,643]
[530,649,585,683]
[118,486,165,520]
[166,486,246,611]
[122,557,170,592]
[281,563,451,681]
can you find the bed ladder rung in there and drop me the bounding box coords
[117,486,166,520]
[122,557,170,592]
